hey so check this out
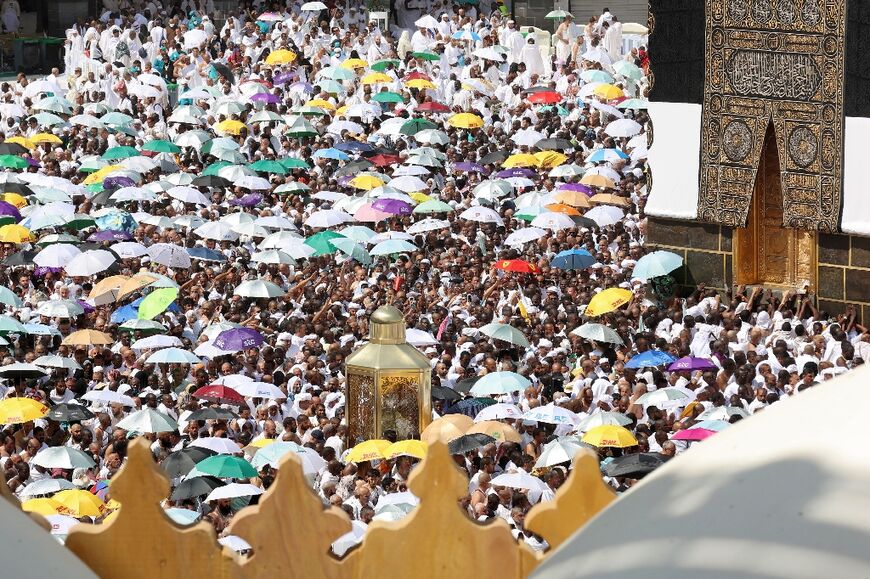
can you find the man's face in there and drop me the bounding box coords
[70,424,83,441]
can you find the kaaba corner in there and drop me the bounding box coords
[644,0,870,321]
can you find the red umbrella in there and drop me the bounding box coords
[527,91,562,104]
[193,385,246,405]
[369,154,402,167]
[493,259,540,274]
[672,427,717,442]
[417,101,451,113]
[404,72,432,81]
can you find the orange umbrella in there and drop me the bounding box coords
[545,203,582,216]
[421,417,465,444]
[493,259,540,274]
[552,190,592,208]
[590,193,630,207]
[580,174,616,188]
[117,273,159,300]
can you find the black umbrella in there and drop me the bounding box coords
[170,475,225,500]
[187,407,238,421]
[602,452,669,479]
[524,85,553,94]
[3,250,37,266]
[46,403,94,422]
[448,433,496,455]
[444,397,496,418]
[335,159,373,177]
[89,189,117,206]
[0,364,48,379]
[431,386,460,402]
[479,150,510,165]
[453,376,479,395]
[162,447,217,478]
[535,138,572,151]
[212,62,235,84]
[572,216,599,229]
[360,147,400,158]
[1,182,33,195]
[191,175,231,188]
[0,143,27,155]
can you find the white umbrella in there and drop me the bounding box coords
[194,221,239,242]
[190,437,243,455]
[514,190,556,208]
[534,438,585,469]
[235,175,272,190]
[459,206,504,225]
[414,129,450,145]
[220,212,255,227]
[549,164,586,178]
[131,335,183,350]
[407,218,449,234]
[33,355,82,371]
[65,249,116,277]
[305,209,353,228]
[21,478,76,498]
[145,348,200,365]
[585,166,622,182]
[111,241,148,258]
[33,243,81,268]
[574,411,633,432]
[205,483,263,503]
[511,129,546,147]
[491,470,548,491]
[312,191,347,203]
[234,279,285,298]
[332,521,368,558]
[635,387,690,407]
[370,239,418,256]
[415,14,439,28]
[167,186,210,206]
[473,403,524,422]
[389,175,429,192]
[571,323,624,345]
[183,29,208,49]
[605,118,643,138]
[368,231,414,244]
[233,382,286,399]
[148,243,192,268]
[32,447,96,470]
[81,389,136,407]
[524,403,581,427]
[474,180,513,199]
[589,99,623,118]
[116,408,179,433]
[218,535,252,553]
[209,373,253,387]
[301,1,328,9]
[255,216,297,230]
[530,212,576,231]
[36,300,84,318]
[233,223,269,238]
[140,215,175,230]
[110,187,156,202]
[504,227,547,246]
[584,205,624,228]
[69,114,105,129]
[250,250,297,265]
[406,329,438,347]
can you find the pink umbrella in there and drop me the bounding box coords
[672,427,717,442]
[354,204,391,223]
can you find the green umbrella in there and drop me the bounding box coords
[85,183,104,193]
[0,314,26,334]
[371,59,401,71]
[0,287,22,308]
[293,105,330,117]
[0,155,28,169]
[202,161,232,176]
[65,214,96,230]
[100,112,134,126]
[142,140,181,153]
[413,200,454,214]
[515,206,546,222]
[249,160,287,174]
[400,118,438,136]
[539,105,569,116]
[279,158,309,169]
[285,117,317,138]
[137,287,179,320]
[196,455,257,478]
[372,91,404,103]
[317,79,345,94]
[304,231,346,256]
[412,51,440,61]
[613,60,643,82]
[101,146,140,160]
[329,237,372,265]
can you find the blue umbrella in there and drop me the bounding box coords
[313,148,350,161]
[586,148,629,163]
[551,249,596,270]
[452,29,482,41]
[625,350,677,369]
[444,397,496,418]
[24,323,60,336]
[187,247,227,262]
[335,141,373,153]
[95,211,137,234]
[632,250,684,281]
[110,304,138,324]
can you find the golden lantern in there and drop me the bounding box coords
[345,305,432,444]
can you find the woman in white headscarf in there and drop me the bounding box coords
[520,36,546,78]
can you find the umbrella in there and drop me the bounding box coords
[625,350,677,369]
[524,403,581,427]
[551,249,596,270]
[250,442,325,474]
[491,470,547,491]
[162,447,219,478]
[472,403,524,422]
[234,279,284,298]
[571,323,623,345]
[493,259,539,274]
[602,452,668,479]
[187,408,238,422]
[581,425,638,448]
[632,250,684,281]
[54,489,106,517]
[448,433,496,455]
[667,357,718,372]
[145,348,200,365]
[233,382,286,399]
[170,476,225,500]
[62,329,114,346]
[32,447,96,469]
[672,428,717,442]
[81,390,136,407]
[466,420,522,443]
[345,439,391,463]
[21,478,76,498]
[190,437,243,455]
[165,508,201,526]
[116,408,178,433]
[36,299,85,318]
[431,386,461,402]
[205,483,263,503]
[534,438,585,469]
[21,497,62,515]
[137,287,178,320]
[636,387,690,407]
[478,323,530,347]
[575,411,633,432]
[44,404,94,423]
[384,440,428,460]
[213,328,264,352]
[470,371,531,396]
[585,288,633,317]
[370,239,417,256]
[196,455,258,479]
[0,363,49,379]
[193,384,246,406]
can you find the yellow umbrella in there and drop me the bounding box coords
[0,224,33,243]
[585,288,633,317]
[31,132,63,145]
[580,173,616,188]
[552,190,591,208]
[590,193,630,207]
[349,175,385,190]
[215,119,247,136]
[21,498,62,515]
[83,164,123,185]
[117,273,159,300]
[593,83,625,100]
[1,193,27,208]
[361,72,393,85]
[409,192,433,203]
[405,78,436,90]
[581,425,638,448]
[340,58,369,70]
[306,98,336,111]
[384,439,428,460]
[6,136,34,149]
[336,105,349,117]
[420,418,465,444]
[0,398,48,424]
[502,153,539,168]
[249,438,277,449]
[345,439,391,463]
[54,489,107,517]
[447,113,484,129]
[534,151,568,168]
[264,49,297,65]
[466,420,522,443]
[61,329,114,347]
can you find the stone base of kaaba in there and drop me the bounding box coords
[646,216,870,324]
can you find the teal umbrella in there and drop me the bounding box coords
[370,239,417,256]
[0,155,28,169]
[279,158,309,169]
[249,160,287,174]
[202,161,232,176]
[101,146,140,160]
[470,371,532,395]
[400,118,437,136]
[330,237,372,264]
[613,60,643,81]
[29,112,66,126]
[372,91,404,104]
[0,287,21,307]
[142,140,181,153]
[631,250,683,281]
[304,231,345,256]
[319,66,355,80]
[100,112,134,126]
[317,79,345,94]
[478,322,530,347]
[196,455,257,479]
[339,225,377,242]
[413,200,453,214]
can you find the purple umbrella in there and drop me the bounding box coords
[229,193,262,207]
[337,175,354,187]
[273,72,296,85]
[214,327,265,352]
[289,81,315,94]
[371,198,413,215]
[88,230,131,242]
[0,201,21,222]
[559,183,592,194]
[250,93,279,104]
[452,162,488,174]
[496,168,536,178]
[77,300,96,313]
[25,157,40,167]
[34,266,62,277]
[103,176,136,190]
[666,356,718,372]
